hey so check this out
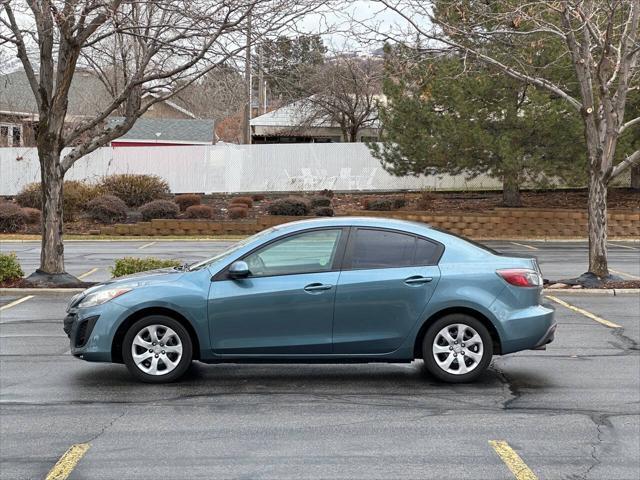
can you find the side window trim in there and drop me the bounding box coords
[342,227,444,271]
[213,227,350,281]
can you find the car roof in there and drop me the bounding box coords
[273,216,432,234]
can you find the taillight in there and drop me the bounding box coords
[496,269,542,287]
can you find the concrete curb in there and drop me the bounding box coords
[1,288,85,295]
[544,288,639,295]
[0,238,244,243]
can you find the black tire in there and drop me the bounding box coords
[122,315,193,383]
[422,314,493,383]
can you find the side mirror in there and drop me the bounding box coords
[228,261,250,279]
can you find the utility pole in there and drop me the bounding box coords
[243,13,252,145]
[258,43,266,115]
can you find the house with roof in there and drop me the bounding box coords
[250,98,381,144]
[108,117,214,146]
[0,70,214,147]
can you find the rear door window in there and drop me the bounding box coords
[346,228,443,269]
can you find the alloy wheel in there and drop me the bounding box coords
[130,324,183,376]
[432,323,484,375]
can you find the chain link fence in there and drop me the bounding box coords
[1,143,629,196]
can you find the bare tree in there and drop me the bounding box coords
[299,54,383,142]
[368,0,640,277]
[0,0,330,284]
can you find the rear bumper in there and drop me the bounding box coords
[531,322,557,350]
[495,303,556,354]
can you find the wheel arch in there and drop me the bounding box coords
[111,307,201,363]
[413,306,502,358]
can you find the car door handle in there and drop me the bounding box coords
[304,283,333,292]
[404,276,433,285]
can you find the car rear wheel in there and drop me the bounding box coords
[422,314,492,383]
[122,316,193,383]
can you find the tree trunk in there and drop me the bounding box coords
[502,174,522,207]
[38,148,65,274]
[587,171,609,278]
[631,164,640,190]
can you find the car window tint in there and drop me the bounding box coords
[415,238,440,265]
[350,229,416,269]
[244,229,342,277]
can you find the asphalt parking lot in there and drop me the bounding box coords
[1,239,639,479]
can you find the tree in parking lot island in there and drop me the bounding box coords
[0,0,333,285]
[368,0,640,278]
[371,45,586,207]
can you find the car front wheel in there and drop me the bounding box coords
[422,314,493,383]
[122,316,193,383]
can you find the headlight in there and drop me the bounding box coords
[78,288,132,308]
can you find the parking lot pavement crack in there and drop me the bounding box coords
[492,364,521,410]
[580,414,613,480]
[85,410,126,444]
[609,327,639,353]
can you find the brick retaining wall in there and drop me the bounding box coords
[100,209,639,239]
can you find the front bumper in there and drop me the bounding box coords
[64,301,129,362]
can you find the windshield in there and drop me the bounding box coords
[187,228,276,271]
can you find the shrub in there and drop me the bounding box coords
[417,190,435,210]
[14,183,40,209]
[267,197,310,216]
[364,198,394,211]
[99,174,170,207]
[229,196,254,208]
[228,205,248,219]
[0,252,24,282]
[251,194,266,202]
[111,257,181,278]
[310,196,332,208]
[186,204,215,219]
[14,180,99,221]
[139,200,179,221]
[319,189,334,198]
[315,207,334,217]
[0,202,27,233]
[393,197,407,209]
[86,195,127,224]
[21,207,41,225]
[175,194,201,212]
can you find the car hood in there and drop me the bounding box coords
[106,267,185,285]
[68,268,185,309]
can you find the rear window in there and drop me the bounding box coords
[432,227,499,255]
[347,229,442,269]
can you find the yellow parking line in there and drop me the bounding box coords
[0,295,34,312]
[546,295,622,328]
[138,241,156,250]
[609,268,640,280]
[77,267,99,280]
[510,242,539,251]
[45,443,90,480]
[489,440,538,480]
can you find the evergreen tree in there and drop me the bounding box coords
[371,46,585,206]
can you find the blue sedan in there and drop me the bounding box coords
[64,217,556,383]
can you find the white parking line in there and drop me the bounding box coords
[0,295,34,312]
[510,242,539,251]
[138,241,156,250]
[610,242,639,250]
